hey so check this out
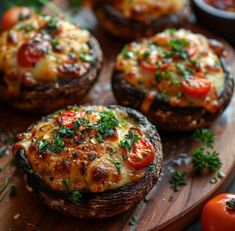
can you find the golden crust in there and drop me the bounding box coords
[13,105,162,193]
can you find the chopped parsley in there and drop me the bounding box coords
[209,176,217,184]
[50,135,65,153]
[129,216,139,226]
[192,147,222,174]
[147,164,156,173]
[38,140,50,153]
[217,172,225,178]
[96,134,103,143]
[62,178,70,188]
[191,128,215,148]
[167,28,177,36]
[106,158,122,173]
[59,126,74,137]
[121,45,135,59]
[96,111,119,138]
[69,190,82,204]
[169,170,187,192]
[73,118,90,129]
[176,62,193,78]
[118,130,139,152]
[80,51,94,63]
[88,152,96,161]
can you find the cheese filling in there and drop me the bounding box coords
[115,29,226,113]
[113,0,185,21]
[0,15,94,95]
[13,106,157,193]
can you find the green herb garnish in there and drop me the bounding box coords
[73,118,90,129]
[59,126,74,137]
[80,51,94,63]
[62,179,70,188]
[121,45,135,59]
[209,176,217,184]
[192,128,215,148]
[169,170,187,192]
[129,216,138,226]
[192,147,222,174]
[147,164,156,173]
[106,158,122,173]
[118,130,139,152]
[38,140,50,153]
[69,190,82,204]
[96,134,103,143]
[51,135,65,153]
[96,111,119,138]
[217,172,225,179]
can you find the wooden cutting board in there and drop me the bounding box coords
[0,5,235,231]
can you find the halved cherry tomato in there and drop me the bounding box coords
[126,138,155,168]
[141,60,157,72]
[181,78,211,98]
[17,39,49,68]
[1,7,32,31]
[201,193,235,231]
[57,110,85,128]
[195,71,205,78]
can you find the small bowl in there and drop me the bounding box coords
[192,0,235,46]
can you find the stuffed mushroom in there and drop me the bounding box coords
[0,14,103,113]
[12,105,163,218]
[112,29,234,131]
[92,0,185,40]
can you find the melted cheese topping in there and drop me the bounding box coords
[13,106,157,193]
[115,29,226,113]
[113,0,185,21]
[0,15,93,95]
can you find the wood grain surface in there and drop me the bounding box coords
[0,4,235,231]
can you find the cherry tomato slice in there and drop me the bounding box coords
[181,78,211,98]
[141,60,157,72]
[1,7,32,31]
[17,39,49,68]
[127,139,155,169]
[57,110,85,128]
[201,193,235,231]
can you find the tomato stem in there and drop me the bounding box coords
[226,198,235,211]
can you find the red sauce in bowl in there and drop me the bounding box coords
[205,0,235,12]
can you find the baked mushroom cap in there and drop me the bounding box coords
[92,0,185,40]
[12,105,163,218]
[0,15,103,113]
[112,29,234,131]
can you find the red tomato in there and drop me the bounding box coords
[141,60,157,72]
[1,7,32,31]
[57,110,85,128]
[201,193,235,231]
[181,78,211,98]
[17,39,49,68]
[127,139,155,168]
[195,72,205,78]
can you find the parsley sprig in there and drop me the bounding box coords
[192,128,215,148]
[192,147,222,174]
[169,170,187,192]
